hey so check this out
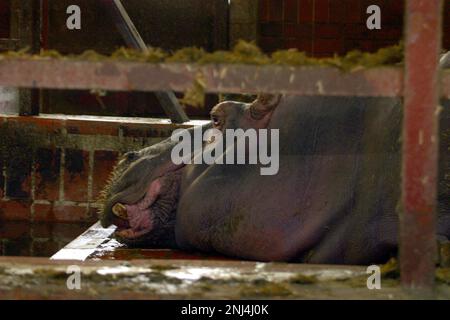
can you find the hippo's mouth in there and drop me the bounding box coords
[110,166,184,246]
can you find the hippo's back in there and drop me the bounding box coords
[177,95,404,264]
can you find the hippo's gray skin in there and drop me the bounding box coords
[100,95,450,265]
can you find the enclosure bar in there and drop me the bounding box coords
[0,60,403,97]
[100,0,190,124]
[101,0,148,52]
[400,0,442,289]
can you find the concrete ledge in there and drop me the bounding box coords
[1,256,443,299]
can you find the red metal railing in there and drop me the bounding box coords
[401,0,442,289]
[0,0,445,290]
[0,61,403,97]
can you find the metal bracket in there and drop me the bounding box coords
[100,0,190,124]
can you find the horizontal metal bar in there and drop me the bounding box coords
[0,59,403,96]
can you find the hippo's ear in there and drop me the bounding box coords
[249,94,282,120]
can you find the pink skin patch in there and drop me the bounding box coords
[116,178,162,239]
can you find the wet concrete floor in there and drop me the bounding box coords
[0,221,92,257]
[0,257,449,299]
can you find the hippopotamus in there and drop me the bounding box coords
[99,94,450,265]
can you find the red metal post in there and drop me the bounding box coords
[401,0,442,289]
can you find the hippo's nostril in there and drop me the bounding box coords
[112,215,130,230]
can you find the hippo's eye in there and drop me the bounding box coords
[211,115,220,126]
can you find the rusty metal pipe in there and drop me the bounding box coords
[401,0,443,290]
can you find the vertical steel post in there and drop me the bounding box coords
[401,0,442,289]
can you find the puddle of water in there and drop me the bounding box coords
[0,220,91,257]
[91,247,235,261]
